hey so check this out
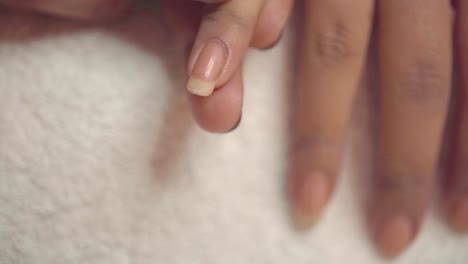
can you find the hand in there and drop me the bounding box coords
[289,0,459,259]
[165,0,293,133]
[0,0,293,133]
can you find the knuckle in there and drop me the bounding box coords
[396,60,448,105]
[312,20,356,65]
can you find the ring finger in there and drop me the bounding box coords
[288,0,373,228]
[371,0,452,258]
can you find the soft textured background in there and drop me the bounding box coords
[0,5,467,264]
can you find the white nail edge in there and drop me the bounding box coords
[187,78,215,97]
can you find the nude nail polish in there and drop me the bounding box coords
[376,216,414,259]
[292,171,329,230]
[187,40,228,97]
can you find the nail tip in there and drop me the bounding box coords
[292,210,321,231]
[377,244,407,259]
[376,216,413,259]
[188,39,227,95]
[289,171,329,232]
[379,250,403,260]
[187,78,215,97]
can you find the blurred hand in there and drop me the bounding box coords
[6,0,465,260]
[288,0,462,259]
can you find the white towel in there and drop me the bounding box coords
[0,8,467,264]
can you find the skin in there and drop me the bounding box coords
[290,0,456,259]
[0,0,465,259]
[161,0,293,132]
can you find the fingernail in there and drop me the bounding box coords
[450,197,468,233]
[291,171,329,230]
[376,216,414,259]
[187,40,228,97]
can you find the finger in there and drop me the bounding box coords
[161,0,201,52]
[372,0,452,258]
[186,0,266,97]
[197,0,293,50]
[288,0,373,229]
[251,0,294,49]
[162,0,243,132]
[446,0,468,233]
[0,0,131,20]
[189,68,243,133]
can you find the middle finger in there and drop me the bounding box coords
[289,0,374,228]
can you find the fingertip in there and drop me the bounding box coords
[448,197,468,233]
[187,78,216,97]
[367,172,430,259]
[188,70,243,134]
[289,171,331,231]
[227,111,242,132]
[251,0,293,49]
[252,29,284,50]
[189,92,242,133]
[374,216,415,259]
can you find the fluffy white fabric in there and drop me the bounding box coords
[0,7,467,264]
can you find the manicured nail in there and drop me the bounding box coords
[376,216,414,259]
[450,197,468,233]
[187,40,228,97]
[292,171,329,230]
